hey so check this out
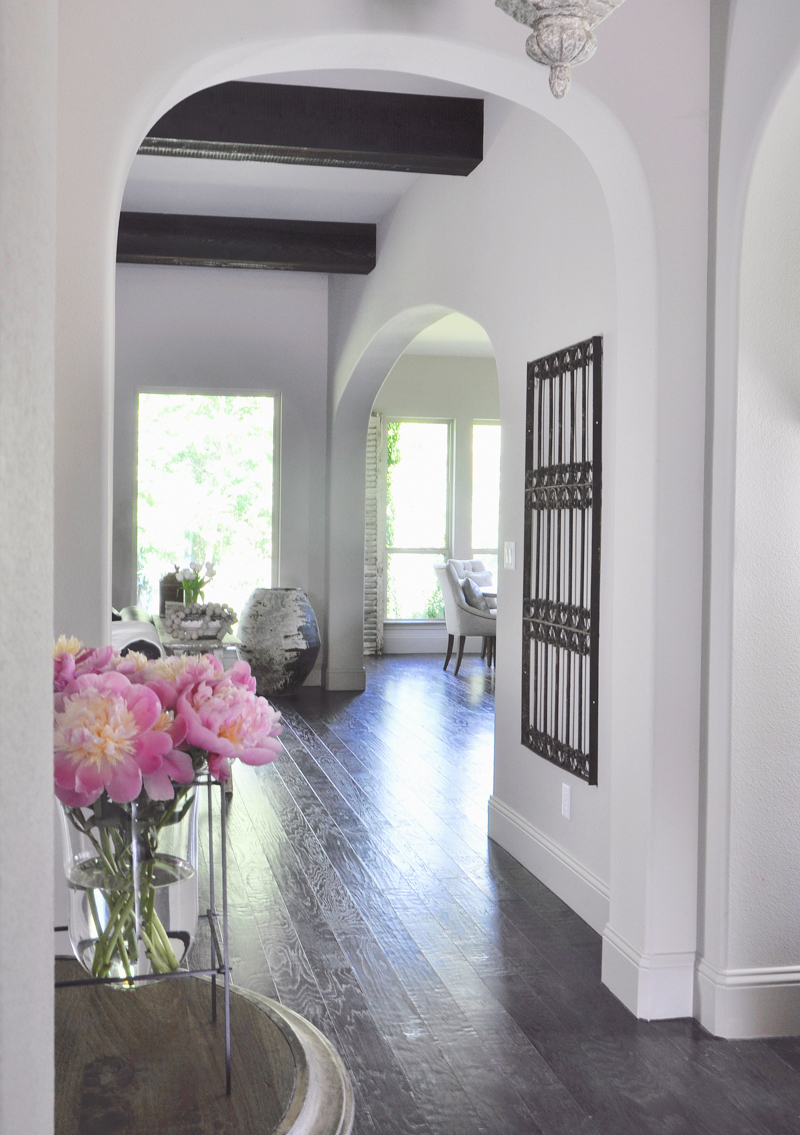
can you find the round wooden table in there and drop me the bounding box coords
[55,959,353,1135]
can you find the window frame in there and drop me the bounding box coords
[470,418,501,566]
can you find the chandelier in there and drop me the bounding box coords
[496,0,626,99]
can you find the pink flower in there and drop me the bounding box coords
[109,650,150,678]
[225,660,257,694]
[53,637,115,693]
[141,711,195,801]
[53,651,76,693]
[137,653,224,711]
[177,675,282,781]
[206,753,234,782]
[54,672,172,805]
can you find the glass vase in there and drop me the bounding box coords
[59,786,199,988]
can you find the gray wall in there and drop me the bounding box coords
[113,264,328,677]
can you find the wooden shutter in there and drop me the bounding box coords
[364,413,386,655]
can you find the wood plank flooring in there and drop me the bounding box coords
[197,654,800,1135]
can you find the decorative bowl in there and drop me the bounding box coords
[163,602,237,642]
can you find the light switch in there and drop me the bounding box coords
[561,783,571,820]
[503,541,516,570]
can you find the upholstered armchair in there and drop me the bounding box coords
[447,558,497,610]
[434,562,497,675]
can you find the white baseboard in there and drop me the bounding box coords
[695,957,800,1038]
[322,667,367,691]
[487,795,610,933]
[601,925,695,1020]
[381,621,483,655]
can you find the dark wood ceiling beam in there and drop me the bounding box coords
[140,81,484,176]
[117,212,376,274]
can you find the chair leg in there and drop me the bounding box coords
[490,637,496,667]
[443,634,454,671]
[454,635,466,676]
[481,637,487,660]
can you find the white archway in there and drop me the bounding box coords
[56,14,708,1026]
[325,305,454,689]
[701,6,800,1037]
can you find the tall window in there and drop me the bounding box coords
[137,392,276,617]
[385,420,450,619]
[472,422,501,578]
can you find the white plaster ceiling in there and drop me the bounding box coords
[121,70,498,355]
[123,70,490,226]
[403,313,495,357]
[122,157,420,224]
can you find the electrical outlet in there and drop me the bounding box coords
[503,541,516,570]
[561,783,571,820]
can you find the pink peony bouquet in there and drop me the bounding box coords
[53,636,282,982]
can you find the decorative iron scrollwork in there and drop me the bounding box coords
[524,598,591,655]
[525,727,590,780]
[526,462,593,510]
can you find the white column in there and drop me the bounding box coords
[598,2,710,1019]
[0,0,57,1129]
[53,6,117,646]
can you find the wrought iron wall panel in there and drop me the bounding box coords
[522,337,602,784]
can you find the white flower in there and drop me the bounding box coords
[190,561,201,572]
[175,569,186,581]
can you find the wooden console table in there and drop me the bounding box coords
[55,958,354,1135]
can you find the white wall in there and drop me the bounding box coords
[323,4,711,1020]
[327,102,617,931]
[735,97,800,957]
[0,1,57,1130]
[698,41,800,1037]
[698,2,800,1039]
[113,264,328,677]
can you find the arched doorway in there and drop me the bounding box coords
[365,312,499,665]
[59,23,701,1029]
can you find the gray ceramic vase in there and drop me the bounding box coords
[237,588,321,697]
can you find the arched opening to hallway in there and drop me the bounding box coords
[56,22,672,1034]
[91,61,624,1131]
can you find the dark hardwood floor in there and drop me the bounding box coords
[197,654,800,1134]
